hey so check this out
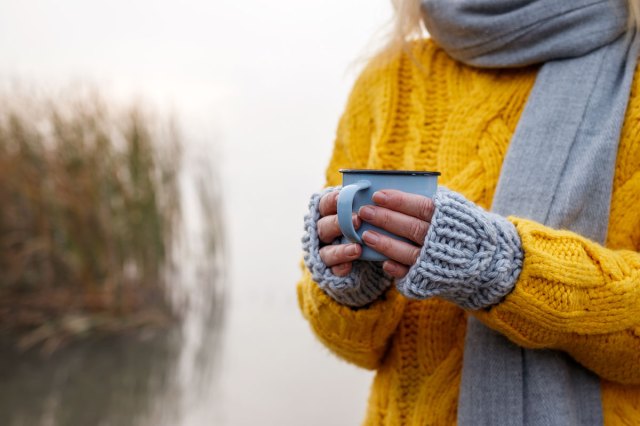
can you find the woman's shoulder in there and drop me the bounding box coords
[356,38,453,84]
[346,38,459,111]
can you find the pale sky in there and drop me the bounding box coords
[0,1,393,425]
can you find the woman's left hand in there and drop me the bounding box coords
[357,190,435,279]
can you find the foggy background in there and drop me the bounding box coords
[0,1,393,425]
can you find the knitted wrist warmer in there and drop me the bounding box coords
[397,187,523,310]
[302,187,393,308]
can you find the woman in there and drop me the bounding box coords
[298,0,640,424]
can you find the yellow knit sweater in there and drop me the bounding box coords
[297,39,640,425]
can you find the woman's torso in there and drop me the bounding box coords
[331,39,640,426]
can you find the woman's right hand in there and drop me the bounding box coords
[317,190,362,277]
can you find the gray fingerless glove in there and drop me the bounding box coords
[397,187,523,310]
[302,187,393,308]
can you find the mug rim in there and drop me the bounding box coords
[339,168,440,176]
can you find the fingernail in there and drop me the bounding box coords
[383,262,396,274]
[362,231,379,245]
[352,214,361,228]
[373,191,388,205]
[333,264,348,276]
[346,244,359,256]
[359,206,375,221]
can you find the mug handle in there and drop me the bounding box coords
[337,180,371,244]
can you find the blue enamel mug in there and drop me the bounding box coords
[337,169,440,261]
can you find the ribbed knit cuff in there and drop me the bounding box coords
[302,187,393,308]
[397,187,523,310]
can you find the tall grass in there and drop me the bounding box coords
[0,89,185,350]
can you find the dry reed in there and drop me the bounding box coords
[0,88,184,351]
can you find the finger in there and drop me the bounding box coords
[383,260,410,279]
[331,262,353,277]
[317,214,361,244]
[362,230,420,266]
[372,190,435,222]
[318,191,339,217]
[358,205,429,245]
[319,243,362,267]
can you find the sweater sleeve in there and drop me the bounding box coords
[297,53,407,370]
[474,217,640,385]
[297,267,406,369]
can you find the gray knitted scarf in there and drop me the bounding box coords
[421,0,640,424]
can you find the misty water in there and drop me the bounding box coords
[0,159,370,426]
[0,332,185,426]
[0,157,225,426]
[0,1,392,424]
[0,135,372,426]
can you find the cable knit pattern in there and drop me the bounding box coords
[302,187,393,308]
[296,39,640,425]
[397,187,523,309]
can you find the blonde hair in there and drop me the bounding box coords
[387,0,640,54]
[386,0,425,53]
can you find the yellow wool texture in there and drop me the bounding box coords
[297,39,640,425]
